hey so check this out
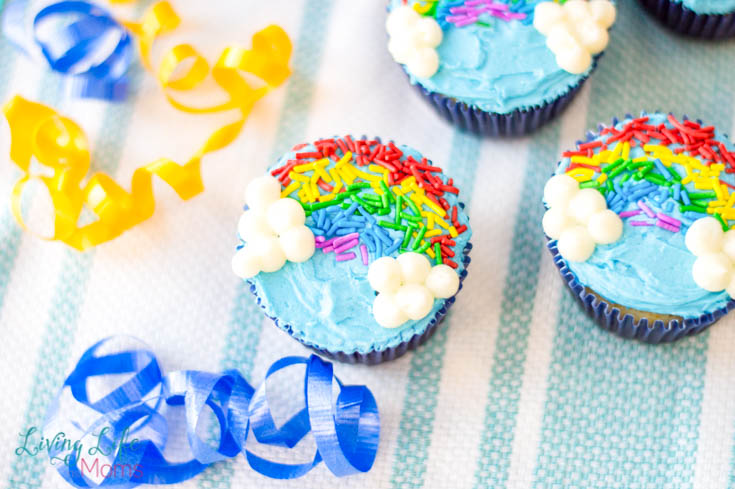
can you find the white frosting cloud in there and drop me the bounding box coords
[386,6,443,79]
[685,217,735,297]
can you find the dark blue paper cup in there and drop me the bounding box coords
[638,0,735,39]
[547,240,735,343]
[248,242,472,365]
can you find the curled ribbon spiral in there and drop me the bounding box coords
[43,337,380,487]
[2,2,292,249]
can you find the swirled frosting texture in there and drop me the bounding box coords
[246,142,472,354]
[552,113,734,318]
[677,0,735,15]
[389,0,592,114]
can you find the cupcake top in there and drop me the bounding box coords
[544,112,735,318]
[673,0,735,15]
[232,137,472,354]
[386,0,616,114]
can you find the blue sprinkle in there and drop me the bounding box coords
[681,188,691,205]
[663,201,675,213]
[343,201,359,216]
[362,232,375,253]
[608,194,623,209]
[685,210,708,218]
[653,159,669,179]
[376,236,383,257]
[384,238,402,256]
[309,227,326,235]
[357,205,376,223]
[673,182,681,201]
[373,225,393,246]
[613,180,622,194]
[338,220,363,228]
[335,227,358,235]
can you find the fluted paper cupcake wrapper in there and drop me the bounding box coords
[547,240,735,343]
[638,0,735,39]
[248,242,472,365]
[409,57,599,138]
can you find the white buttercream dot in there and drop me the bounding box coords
[267,198,306,235]
[250,236,286,273]
[231,247,261,279]
[692,253,733,292]
[373,292,409,328]
[727,274,735,299]
[543,174,579,209]
[246,175,281,211]
[397,252,432,284]
[388,36,413,64]
[237,210,272,241]
[685,217,724,257]
[406,47,440,79]
[533,1,564,35]
[589,0,616,28]
[557,225,595,262]
[395,283,434,321]
[542,207,569,239]
[723,230,735,262]
[413,17,443,47]
[556,44,591,74]
[386,5,419,36]
[368,256,403,294]
[425,264,460,299]
[587,209,623,244]
[278,226,315,263]
[546,23,580,53]
[568,188,607,224]
[563,0,591,21]
[575,20,609,54]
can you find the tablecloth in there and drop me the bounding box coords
[2,0,735,488]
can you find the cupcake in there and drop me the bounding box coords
[231,136,472,363]
[638,0,735,39]
[385,0,617,136]
[543,112,735,343]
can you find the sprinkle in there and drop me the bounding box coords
[629,220,653,226]
[434,242,442,265]
[333,233,359,247]
[655,220,680,232]
[360,244,369,265]
[656,212,682,227]
[619,210,642,218]
[637,200,655,218]
[336,252,356,262]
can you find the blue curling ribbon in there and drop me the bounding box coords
[42,337,380,487]
[2,0,132,101]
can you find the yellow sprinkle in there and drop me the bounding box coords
[318,193,335,203]
[568,168,595,182]
[425,246,435,259]
[611,142,623,158]
[424,229,442,238]
[709,200,727,207]
[426,213,434,230]
[622,142,630,161]
[289,172,310,183]
[392,186,404,197]
[726,193,735,208]
[316,167,331,183]
[434,215,451,230]
[448,226,458,238]
[643,144,668,153]
[280,181,300,197]
[368,164,387,174]
[335,151,352,169]
[292,163,314,173]
[596,173,608,185]
[353,168,380,182]
[421,196,446,217]
[570,156,594,164]
[681,175,693,185]
[715,181,725,201]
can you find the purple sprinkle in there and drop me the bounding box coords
[637,200,655,218]
[619,210,642,218]
[656,212,682,227]
[322,245,334,253]
[336,252,356,262]
[629,220,653,227]
[333,238,359,254]
[360,244,368,266]
[333,232,359,247]
[656,220,680,233]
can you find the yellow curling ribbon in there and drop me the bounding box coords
[4,2,292,250]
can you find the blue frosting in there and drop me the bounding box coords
[243,141,472,354]
[389,0,595,114]
[675,0,735,15]
[552,113,735,318]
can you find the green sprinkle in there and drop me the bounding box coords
[679,204,708,214]
[362,193,381,203]
[351,194,376,213]
[691,198,710,207]
[304,210,312,217]
[644,174,667,186]
[688,191,717,200]
[379,180,393,201]
[667,166,682,181]
[715,212,729,231]
[381,192,389,209]
[609,163,628,179]
[395,195,403,225]
[620,173,632,183]
[579,181,600,189]
[602,158,625,173]
[309,199,342,211]
[347,182,370,191]
[400,212,421,222]
[434,242,442,265]
[406,197,421,216]
[402,224,415,249]
[412,224,427,251]
[417,240,431,254]
[377,207,390,216]
[379,220,407,231]
[636,162,654,176]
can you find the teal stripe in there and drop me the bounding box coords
[196,2,335,488]
[531,2,733,487]
[7,62,145,489]
[389,130,481,489]
[471,125,560,488]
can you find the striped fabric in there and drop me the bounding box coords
[2,1,735,488]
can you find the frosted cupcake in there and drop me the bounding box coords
[385,0,616,136]
[638,0,735,39]
[232,136,472,363]
[543,112,735,342]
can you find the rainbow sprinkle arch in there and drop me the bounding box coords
[269,136,468,269]
[563,114,735,233]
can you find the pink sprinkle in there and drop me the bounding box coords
[360,245,368,266]
[315,235,325,242]
[656,220,680,233]
[629,220,653,227]
[333,238,359,254]
[333,232,359,247]
[656,212,682,227]
[336,252,356,262]
[637,200,655,218]
[322,245,334,253]
[315,237,336,249]
[619,210,642,218]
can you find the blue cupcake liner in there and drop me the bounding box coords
[408,57,600,138]
[638,0,735,39]
[547,240,735,343]
[247,242,472,364]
